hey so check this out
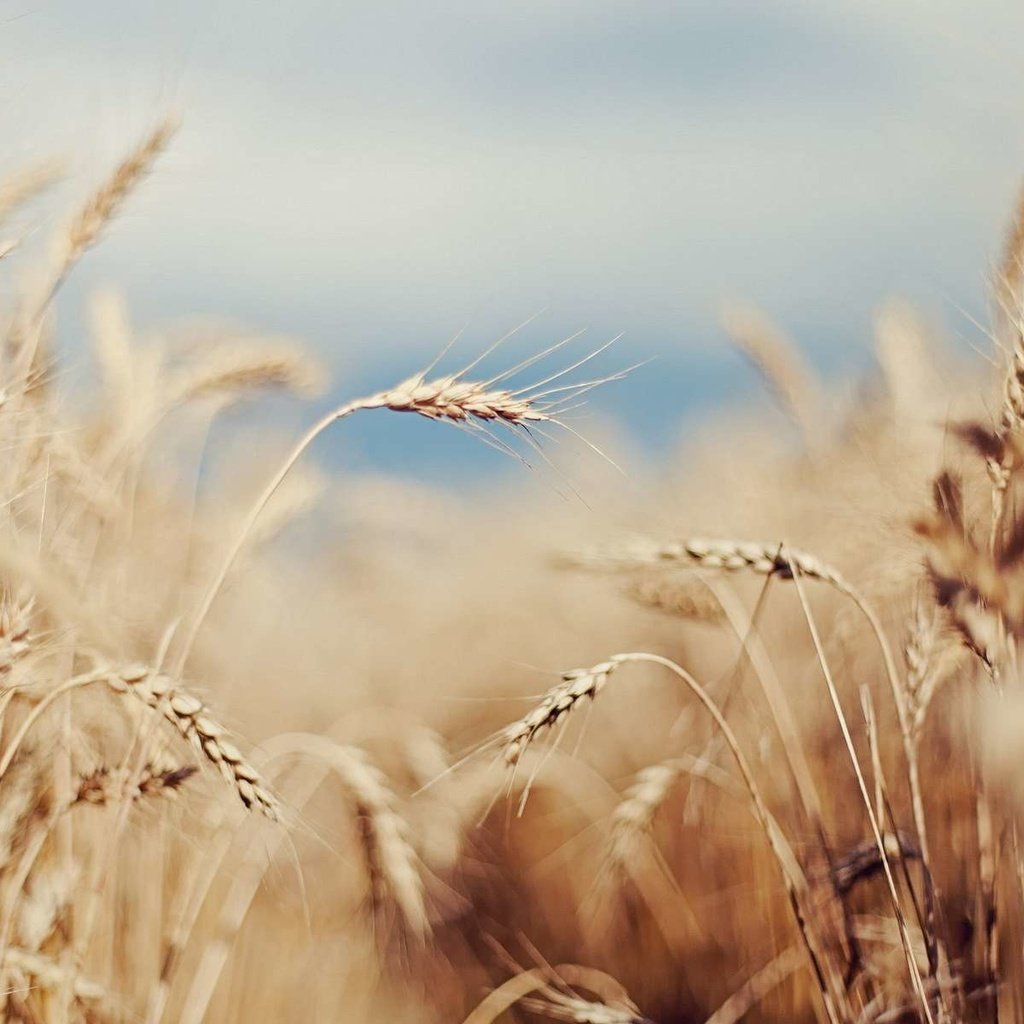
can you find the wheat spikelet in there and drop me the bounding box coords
[328,743,429,938]
[722,303,819,439]
[106,665,279,819]
[560,537,851,592]
[503,658,624,768]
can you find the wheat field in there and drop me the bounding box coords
[0,122,1021,1024]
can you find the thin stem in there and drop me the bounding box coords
[613,652,845,1024]
[172,399,368,674]
[789,564,935,1024]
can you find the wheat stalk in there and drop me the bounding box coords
[501,652,847,1023]
[175,338,624,672]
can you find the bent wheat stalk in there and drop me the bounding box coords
[175,340,623,673]
[463,964,649,1024]
[504,652,846,1024]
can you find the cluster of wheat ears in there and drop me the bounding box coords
[1,121,1024,1024]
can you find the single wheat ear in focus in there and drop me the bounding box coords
[175,334,630,672]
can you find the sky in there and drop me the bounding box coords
[1,1,1024,479]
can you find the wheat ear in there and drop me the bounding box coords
[606,756,743,879]
[722,303,819,441]
[326,742,429,938]
[561,536,924,875]
[176,340,622,672]
[60,120,176,273]
[106,665,278,819]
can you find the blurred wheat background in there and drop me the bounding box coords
[0,4,1024,1024]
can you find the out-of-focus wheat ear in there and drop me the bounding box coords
[106,665,280,819]
[0,161,63,227]
[624,573,726,623]
[0,756,41,874]
[2,947,108,1006]
[58,119,176,276]
[874,301,940,419]
[16,866,74,953]
[722,303,820,442]
[605,756,744,882]
[72,761,197,806]
[165,336,326,410]
[329,743,430,939]
[253,733,428,938]
[558,537,853,592]
[4,120,175,395]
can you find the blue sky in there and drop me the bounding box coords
[2,1,1024,478]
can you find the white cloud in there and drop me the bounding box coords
[0,0,1022,368]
